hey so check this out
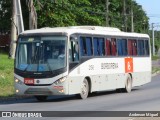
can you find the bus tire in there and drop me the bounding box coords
[124,75,132,93]
[77,78,89,99]
[35,95,48,102]
[89,92,97,97]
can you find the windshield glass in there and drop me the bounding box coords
[15,36,67,72]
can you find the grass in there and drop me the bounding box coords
[152,55,159,60]
[152,67,160,74]
[0,53,14,97]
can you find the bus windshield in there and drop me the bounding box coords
[15,36,67,72]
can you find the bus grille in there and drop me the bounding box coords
[24,88,53,95]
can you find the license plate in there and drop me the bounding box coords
[24,78,34,84]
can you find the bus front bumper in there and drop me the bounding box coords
[15,83,67,96]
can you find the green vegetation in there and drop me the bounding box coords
[0,0,149,33]
[152,67,160,74]
[0,53,14,97]
[33,0,149,33]
[152,55,159,60]
[149,30,160,54]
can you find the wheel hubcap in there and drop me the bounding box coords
[127,78,131,90]
[82,82,87,95]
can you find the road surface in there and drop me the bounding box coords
[0,74,160,120]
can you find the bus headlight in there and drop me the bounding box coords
[54,77,66,85]
[15,78,23,85]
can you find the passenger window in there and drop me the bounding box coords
[132,40,137,55]
[144,40,149,56]
[69,40,79,62]
[138,40,145,55]
[128,40,132,55]
[117,39,127,56]
[105,39,111,56]
[93,38,99,56]
[93,37,105,56]
[80,37,93,56]
[111,38,117,56]
[99,38,105,56]
[128,39,137,56]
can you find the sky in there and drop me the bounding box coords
[136,0,160,29]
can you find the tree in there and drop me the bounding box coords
[26,0,37,29]
[0,0,12,31]
[0,0,149,32]
[132,2,149,33]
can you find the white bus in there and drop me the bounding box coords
[14,26,151,101]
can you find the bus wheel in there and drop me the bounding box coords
[124,75,132,93]
[35,95,47,102]
[78,78,89,99]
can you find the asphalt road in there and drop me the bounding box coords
[0,74,160,120]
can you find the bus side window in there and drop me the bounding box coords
[80,37,93,56]
[105,39,111,56]
[128,39,133,55]
[122,39,127,56]
[117,39,122,56]
[93,38,99,56]
[80,37,86,56]
[70,40,79,62]
[133,40,137,55]
[111,38,117,56]
[99,38,105,56]
[86,37,93,56]
[144,40,149,56]
[93,37,105,56]
[117,39,127,56]
[138,40,145,56]
[73,42,79,61]
[128,39,137,56]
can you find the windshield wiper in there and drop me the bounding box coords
[23,64,30,72]
[46,61,54,75]
[23,43,40,72]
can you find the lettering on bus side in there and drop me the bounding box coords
[101,63,118,69]
[89,65,94,70]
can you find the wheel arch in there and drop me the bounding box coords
[128,73,133,85]
[85,76,92,93]
[128,73,132,80]
[125,73,133,93]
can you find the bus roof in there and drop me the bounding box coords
[21,26,149,38]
